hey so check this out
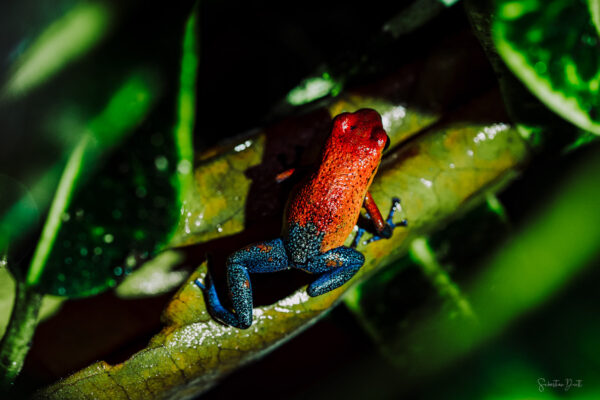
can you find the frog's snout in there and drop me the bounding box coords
[333,108,385,141]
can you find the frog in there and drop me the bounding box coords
[195,108,406,329]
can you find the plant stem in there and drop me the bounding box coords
[410,237,477,322]
[0,281,42,391]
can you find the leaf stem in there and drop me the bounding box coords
[0,280,43,391]
[410,237,477,322]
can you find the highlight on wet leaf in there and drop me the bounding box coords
[493,0,600,134]
[286,73,342,106]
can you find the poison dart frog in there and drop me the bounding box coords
[196,109,406,329]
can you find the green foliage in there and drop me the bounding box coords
[348,146,600,391]
[19,72,164,297]
[1,8,198,298]
[2,1,113,99]
[32,112,181,297]
[493,0,600,135]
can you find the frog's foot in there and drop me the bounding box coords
[352,197,407,247]
[366,197,407,243]
[195,264,251,328]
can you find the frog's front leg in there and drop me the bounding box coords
[195,238,289,329]
[352,193,407,247]
[304,247,365,297]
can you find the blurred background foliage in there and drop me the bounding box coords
[1,0,599,398]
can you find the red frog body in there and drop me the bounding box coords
[196,109,405,329]
[284,109,389,263]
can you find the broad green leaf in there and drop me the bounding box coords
[1,71,160,286]
[36,88,529,399]
[493,0,600,134]
[24,8,198,297]
[15,71,162,297]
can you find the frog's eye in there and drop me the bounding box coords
[384,135,390,151]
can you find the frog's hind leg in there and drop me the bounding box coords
[305,246,365,297]
[195,238,289,329]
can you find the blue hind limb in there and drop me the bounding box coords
[195,238,289,329]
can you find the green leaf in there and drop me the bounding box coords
[10,6,198,298]
[115,251,187,298]
[590,0,600,37]
[493,0,600,134]
[1,2,114,99]
[33,116,178,297]
[15,71,162,297]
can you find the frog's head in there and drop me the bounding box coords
[331,108,389,153]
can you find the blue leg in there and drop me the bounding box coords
[195,238,289,329]
[351,227,366,248]
[353,196,407,247]
[305,246,365,297]
[366,197,407,244]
